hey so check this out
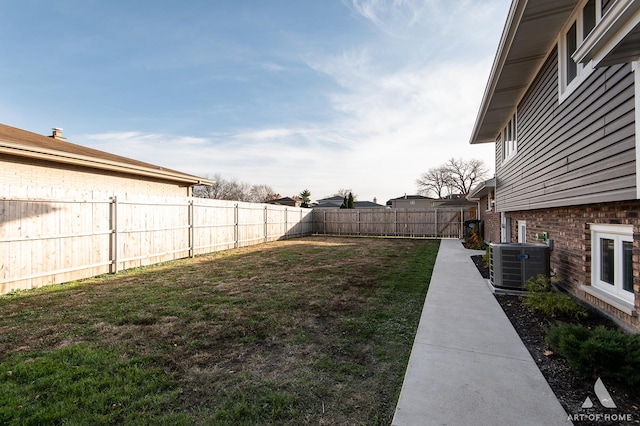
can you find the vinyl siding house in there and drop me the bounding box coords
[386,195,437,209]
[266,197,301,207]
[470,0,640,330]
[314,196,385,209]
[467,178,501,243]
[1,124,212,199]
[2,123,213,293]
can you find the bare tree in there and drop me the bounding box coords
[248,184,279,203]
[444,158,489,195]
[194,174,275,202]
[416,158,489,198]
[416,166,452,199]
[193,173,224,199]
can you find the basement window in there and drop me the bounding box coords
[558,0,601,101]
[590,224,634,305]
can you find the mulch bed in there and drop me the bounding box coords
[469,253,639,425]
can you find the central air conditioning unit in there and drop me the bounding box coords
[490,243,550,290]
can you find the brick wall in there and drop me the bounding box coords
[478,194,501,243]
[504,200,640,331]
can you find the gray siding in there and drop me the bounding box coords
[602,0,615,15]
[496,47,636,212]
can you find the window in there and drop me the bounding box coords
[502,114,517,162]
[566,22,578,83]
[518,220,526,243]
[591,224,634,304]
[487,190,495,211]
[501,214,511,243]
[559,0,601,99]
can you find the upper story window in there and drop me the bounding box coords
[559,0,601,100]
[502,113,517,162]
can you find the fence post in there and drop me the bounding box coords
[435,208,439,238]
[264,206,268,242]
[394,209,397,237]
[111,196,119,274]
[357,210,360,235]
[460,208,464,239]
[284,207,288,239]
[189,199,195,258]
[324,210,328,235]
[234,203,239,248]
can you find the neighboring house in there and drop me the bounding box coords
[467,178,501,243]
[314,196,346,208]
[386,195,437,209]
[1,124,212,198]
[469,0,640,330]
[313,196,384,209]
[266,197,301,207]
[2,123,215,293]
[433,197,478,225]
[352,201,386,209]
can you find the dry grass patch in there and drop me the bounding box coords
[0,236,438,425]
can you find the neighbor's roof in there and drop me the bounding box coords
[437,198,476,208]
[390,195,434,200]
[467,178,496,201]
[0,123,212,185]
[316,195,346,203]
[469,0,580,144]
[386,195,434,206]
[353,201,385,208]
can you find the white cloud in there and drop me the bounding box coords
[77,0,507,203]
[346,0,431,37]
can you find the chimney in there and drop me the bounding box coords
[373,197,377,204]
[51,128,66,141]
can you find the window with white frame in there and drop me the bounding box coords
[591,224,634,304]
[518,220,526,243]
[487,190,495,211]
[502,114,517,162]
[558,0,601,99]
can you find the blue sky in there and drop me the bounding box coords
[2,0,510,203]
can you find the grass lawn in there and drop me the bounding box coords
[0,236,439,425]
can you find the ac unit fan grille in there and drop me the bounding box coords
[490,243,550,290]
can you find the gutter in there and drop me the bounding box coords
[1,142,213,186]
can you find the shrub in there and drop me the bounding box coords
[521,275,588,321]
[483,247,490,269]
[465,229,487,250]
[546,322,640,387]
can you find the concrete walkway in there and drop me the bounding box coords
[392,239,571,425]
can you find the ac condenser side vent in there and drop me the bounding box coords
[490,243,550,290]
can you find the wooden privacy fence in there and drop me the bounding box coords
[0,196,313,294]
[312,208,471,238]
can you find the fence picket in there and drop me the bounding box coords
[2,198,471,294]
[312,208,469,238]
[0,196,313,293]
